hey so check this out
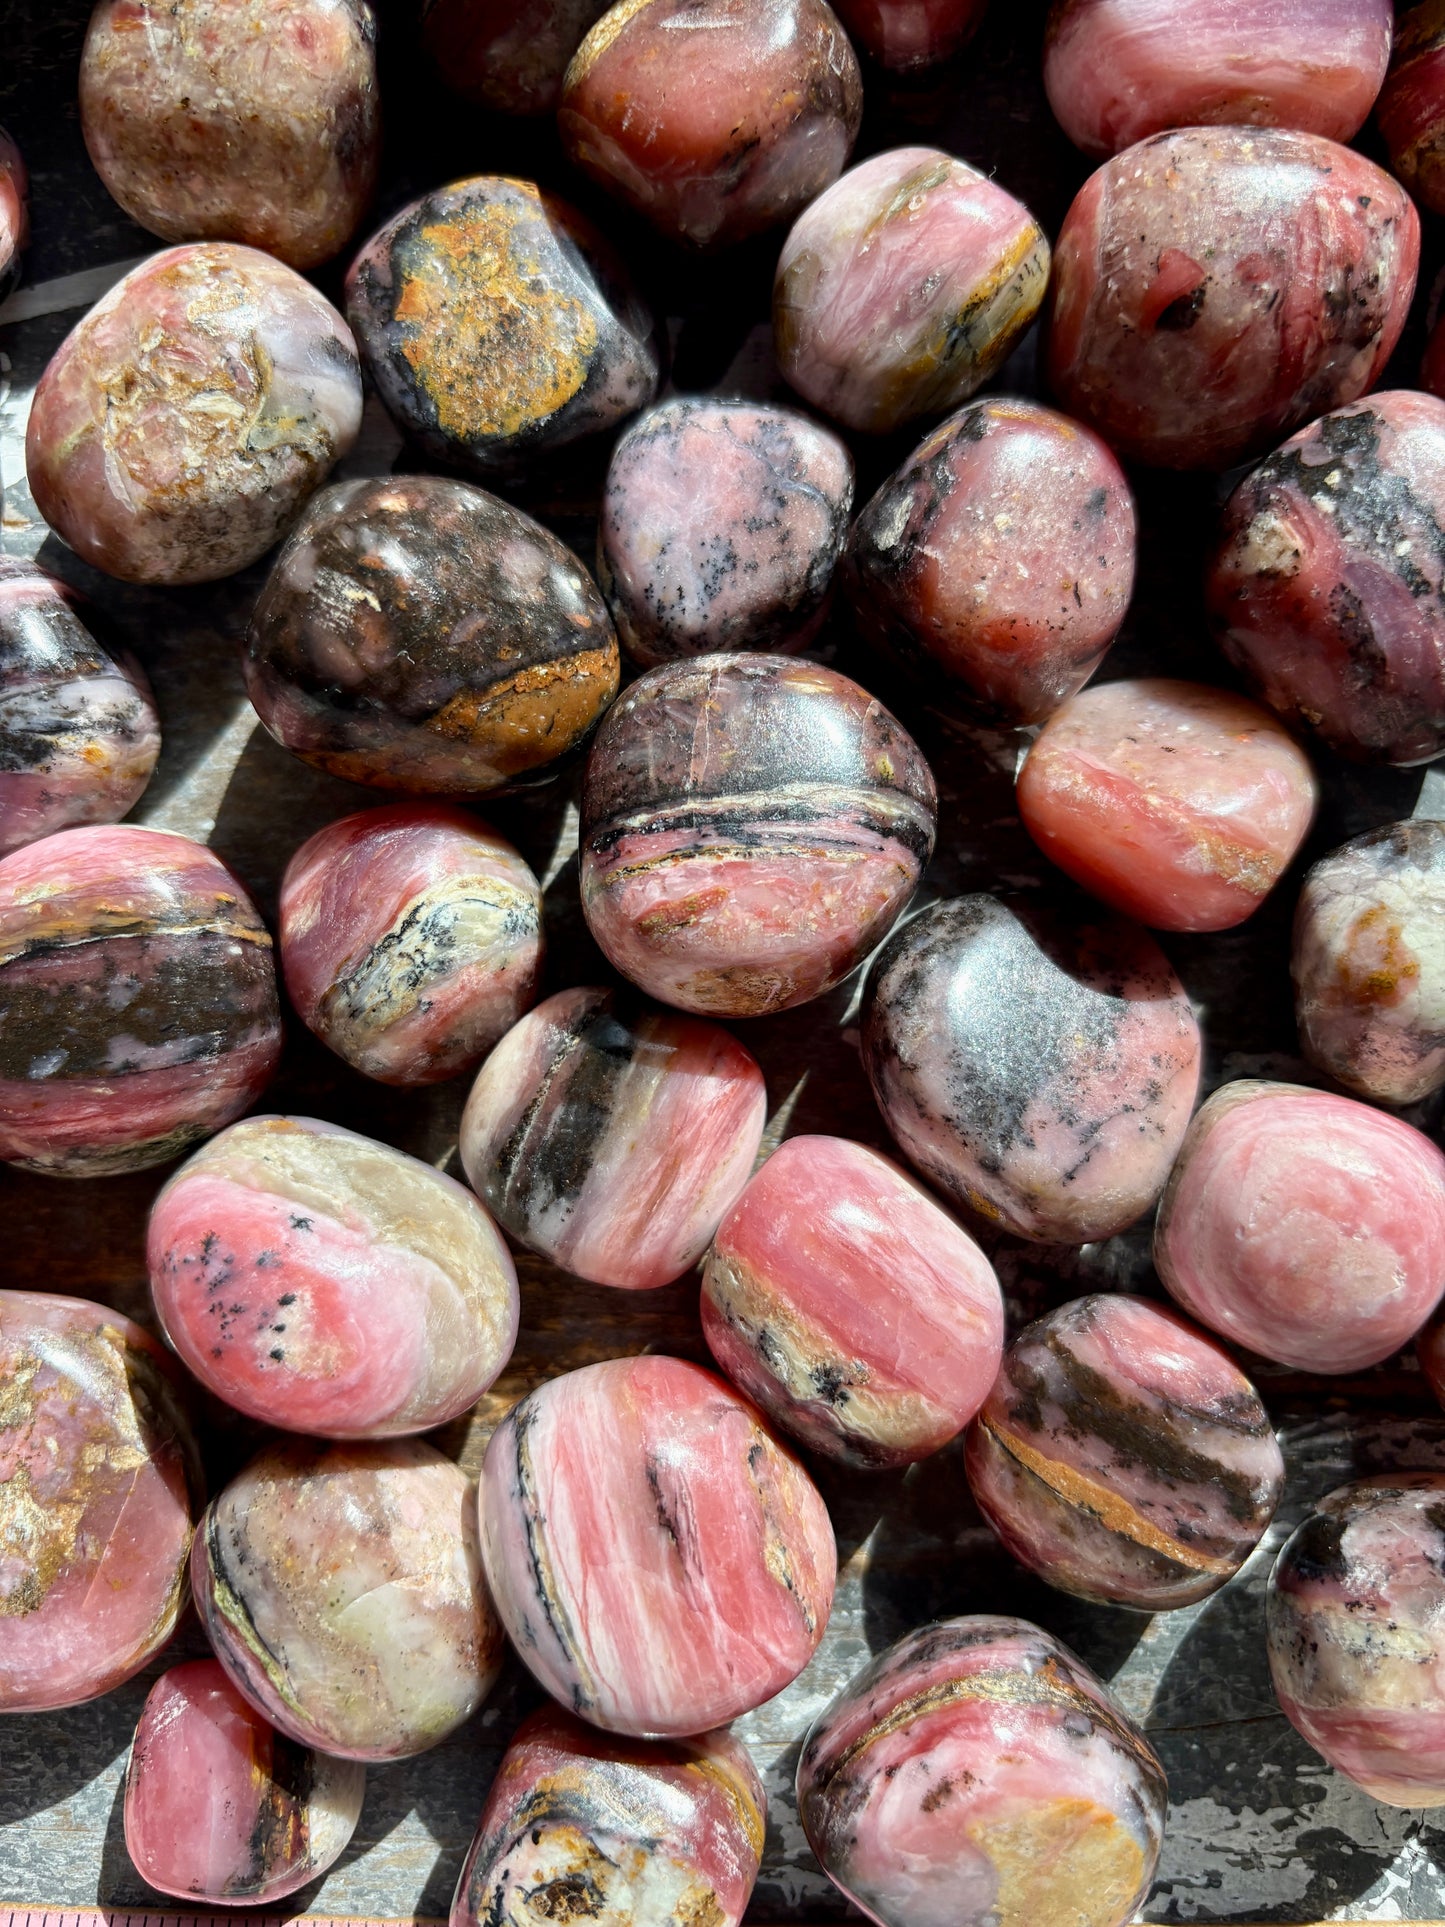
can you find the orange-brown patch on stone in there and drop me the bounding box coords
[427,645,618,775]
[970,1795,1148,1927]
[1339,904,1419,1005]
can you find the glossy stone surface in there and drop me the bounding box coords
[125,1660,366,1904]
[1268,1476,1445,1806]
[701,1134,1005,1468]
[149,1115,519,1438]
[0,824,282,1177]
[863,895,1201,1244]
[775,147,1050,436]
[1044,0,1392,157]
[0,127,28,297]
[1017,678,1318,931]
[449,1704,766,1927]
[80,0,380,270]
[194,1438,501,1761]
[480,1355,835,1737]
[0,557,161,858]
[832,0,988,70]
[0,1290,199,1713]
[967,1294,1285,1612]
[580,654,937,1017]
[1209,391,1445,766]
[1379,1,1445,218]
[846,399,1136,724]
[559,0,862,251]
[460,986,766,1291]
[1155,1079,1445,1372]
[345,176,659,479]
[279,803,543,1085]
[245,475,618,797]
[797,1616,1168,1927]
[1047,128,1418,471]
[422,0,609,111]
[598,399,854,667]
[26,244,362,584]
[1293,820,1445,1105]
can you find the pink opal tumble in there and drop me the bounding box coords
[479,1355,836,1738]
[1379,2,1445,217]
[701,1134,1005,1468]
[0,127,27,296]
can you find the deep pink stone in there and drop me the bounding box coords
[1378,4,1445,217]
[479,1355,836,1737]
[831,0,988,70]
[0,1290,200,1713]
[1155,1079,1445,1373]
[1047,128,1418,471]
[1016,678,1318,931]
[0,127,27,296]
[125,1659,365,1903]
[701,1133,1004,1468]
[422,0,608,110]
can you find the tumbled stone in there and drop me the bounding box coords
[0,1290,200,1712]
[559,0,862,251]
[125,1659,366,1904]
[967,1294,1285,1611]
[480,1355,835,1737]
[460,986,766,1292]
[775,147,1050,436]
[1047,128,1418,470]
[1155,1079,1445,1372]
[345,175,659,479]
[422,0,609,111]
[0,825,282,1176]
[580,653,936,1016]
[0,127,27,297]
[245,475,618,796]
[846,399,1135,724]
[701,1133,1005,1468]
[598,398,854,666]
[1016,678,1318,931]
[280,803,543,1085]
[1379,1,1445,216]
[149,1115,519,1438]
[797,1616,1168,1927]
[832,0,988,70]
[862,894,1201,1244]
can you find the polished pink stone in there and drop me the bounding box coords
[1047,128,1419,471]
[1016,679,1318,931]
[775,147,1050,436]
[1378,4,1445,217]
[701,1134,1005,1468]
[0,127,28,296]
[0,1290,200,1713]
[422,0,609,111]
[1044,0,1391,157]
[125,1659,366,1903]
[1155,1079,1445,1373]
[280,803,543,1085]
[831,0,988,69]
[479,1355,836,1737]
[149,1115,519,1438]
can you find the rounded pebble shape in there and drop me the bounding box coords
[1046,127,1418,471]
[1208,391,1445,767]
[422,0,610,111]
[279,804,544,1085]
[0,824,282,1177]
[26,243,362,585]
[845,398,1136,724]
[479,1355,836,1738]
[0,557,161,858]
[775,147,1051,437]
[345,175,660,480]
[460,985,767,1292]
[1044,0,1392,158]
[598,398,855,667]
[701,1134,1005,1468]
[0,127,28,297]
[193,1437,502,1762]
[1154,1078,1445,1373]
[245,474,619,797]
[1016,678,1319,932]
[862,894,1202,1245]
[449,1703,766,1927]
[1267,1475,1445,1806]
[1378,1,1445,218]
[148,1115,519,1439]
[580,653,937,1018]
[80,0,380,270]
[559,0,863,251]
[124,1659,366,1904]
[966,1294,1285,1611]
[0,1289,200,1713]
[796,1615,1168,1927]
[831,0,988,70]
